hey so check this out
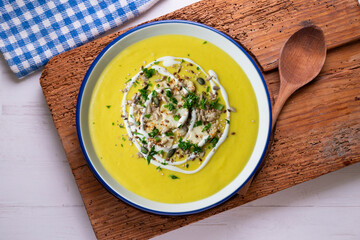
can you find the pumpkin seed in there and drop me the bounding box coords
[197,77,205,85]
[167,148,176,158]
[153,97,160,107]
[141,146,148,154]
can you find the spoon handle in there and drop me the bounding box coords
[272,81,296,130]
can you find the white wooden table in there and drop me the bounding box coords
[1,1,359,239]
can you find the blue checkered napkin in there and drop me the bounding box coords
[0,0,159,78]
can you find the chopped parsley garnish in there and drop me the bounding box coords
[155,137,161,142]
[142,68,156,79]
[192,144,202,153]
[183,92,199,109]
[157,84,160,88]
[138,87,149,101]
[194,120,203,128]
[158,150,164,155]
[202,122,211,132]
[154,61,160,65]
[200,98,207,109]
[125,79,131,83]
[156,166,162,171]
[119,124,124,128]
[210,137,219,147]
[161,162,168,165]
[214,103,224,110]
[226,119,230,124]
[165,131,174,137]
[186,163,189,168]
[106,105,111,109]
[132,132,143,136]
[167,76,171,82]
[206,86,210,92]
[174,115,180,121]
[140,137,147,145]
[178,138,202,153]
[146,146,157,164]
[197,66,200,70]
[209,98,224,110]
[145,114,151,118]
[152,90,157,98]
[169,174,179,179]
[112,122,115,126]
[164,103,175,111]
[130,114,133,118]
[203,41,207,44]
[166,90,172,98]
[122,137,126,141]
[121,144,123,147]
[181,59,185,63]
[178,138,192,151]
[148,127,159,138]
[136,121,140,126]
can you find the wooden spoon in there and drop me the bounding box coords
[272,26,327,130]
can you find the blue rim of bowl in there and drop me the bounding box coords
[76,20,272,216]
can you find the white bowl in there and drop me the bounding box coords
[76,20,272,215]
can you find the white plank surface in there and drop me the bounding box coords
[1,1,359,239]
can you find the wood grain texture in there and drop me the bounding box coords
[39,0,360,238]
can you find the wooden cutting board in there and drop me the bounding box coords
[40,0,360,239]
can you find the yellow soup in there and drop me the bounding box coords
[89,35,258,203]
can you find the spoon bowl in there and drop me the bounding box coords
[272,26,327,129]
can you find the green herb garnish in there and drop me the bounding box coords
[148,127,159,138]
[226,119,230,124]
[106,105,111,109]
[174,115,180,121]
[192,144,202,153]
[152,90,157,98]
[214,103,224,110]
[169,174,179,179]
[146,146,157,164]
[203,41,207,44]
[194,120,203,128]
[165,131,174,137]
[156,166,162,171]
[183,92,199,109]
[210,137,219,147]
[142,68,156,78]
[178,138,192,151]
[200,98,207,109]
[145,114,151,118]
[138,88,149,101]
[202,123,211,132]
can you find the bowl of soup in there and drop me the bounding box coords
[76,20,271,215]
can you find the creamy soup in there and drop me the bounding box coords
[89,35,258,203]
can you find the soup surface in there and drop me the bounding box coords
[89,35,259,203]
